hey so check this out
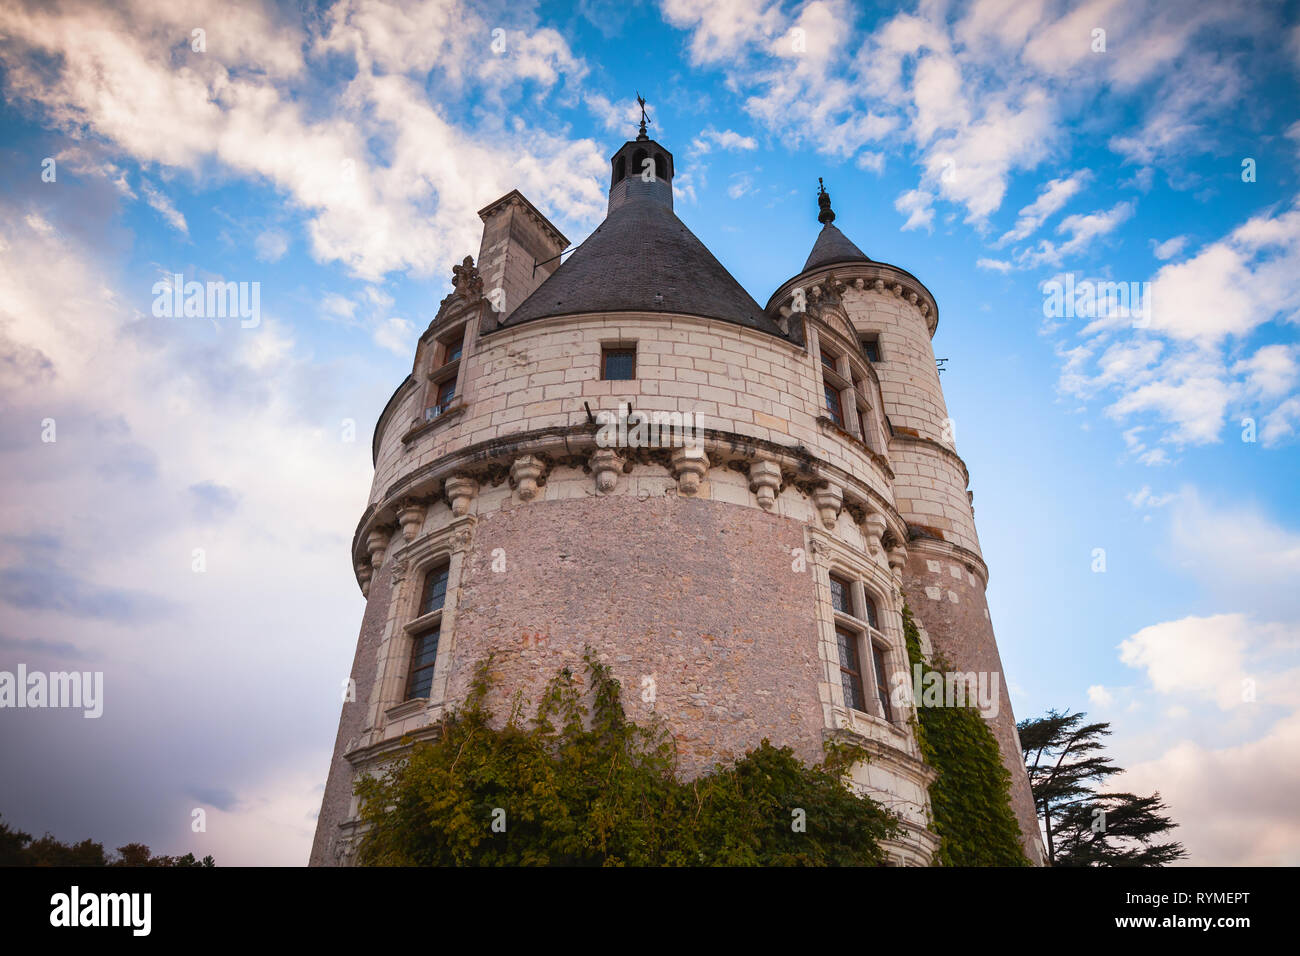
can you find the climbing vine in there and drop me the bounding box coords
[903,603,1029,866]
[354,651,899,866]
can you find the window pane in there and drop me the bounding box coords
[862,338,880,362]
[406,628,440,701]
[864,594,879,630]
[420,565,449,615]
[443,340,462,365]
[824,384,844,426]
[821,348,836,370]
[602,348,636,380]
[872,643,891,722]
[829,574,851,615]
[836,626,866,712]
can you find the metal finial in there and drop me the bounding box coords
[817,177,835,224]
[635,91,650,141]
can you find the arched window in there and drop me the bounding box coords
[612,155,626,186]
[631,148,648,180]
[654,152,667,180]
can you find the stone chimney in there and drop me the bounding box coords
[475,190,569,329]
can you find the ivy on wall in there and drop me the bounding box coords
[903,603,1029,866]
[353,651,900,866]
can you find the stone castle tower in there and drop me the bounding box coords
[310,122,1043,866]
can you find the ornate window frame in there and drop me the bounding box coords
[373,527,468,729]
[810,532,917,750]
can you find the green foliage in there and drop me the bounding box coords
[902,605,1029,866]
[354,651,899,866]
[1019,709,1185,866]
[0,815,214,867]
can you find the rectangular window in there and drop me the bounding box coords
[824,383,844,426]
[829,574,852,615]
[820,347,837,370]
[836,626,867,712]
[419,564,449,616]
[872,643,891,722]
[602,347,636,380]
[863,593,879,630]
[862,336,881,363]
[442,338,463,366]
[405,627,440,700]
[426,379,456,420]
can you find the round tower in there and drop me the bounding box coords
[766,182,1041,858]
[310,130,1036,866]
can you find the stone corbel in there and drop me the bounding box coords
[356,562,373,597]
[444,474,479,516]
[812,483,843,530]
[510,455,547,501]
[396,500,427,541]
[864,511,888,555]
[671,446,710,496]
[888,543,908,579]
[366,527,393,570]
[590,448,624,494]
[748,458,783,511]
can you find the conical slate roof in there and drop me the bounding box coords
[503,184,783,336]
[802,223,871,272]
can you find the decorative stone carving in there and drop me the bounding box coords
[671,446,709,496]
[888,543,908,578]
[590,448,624,494]
[451,255,482,300]
[510,455,546,501]
[396,501,426,541]
[356,562,373,597]
[864,511,888,554]
[366,527,392,569]
[748,459,782,511]
[444,475,479,517]
[812,483,843,530]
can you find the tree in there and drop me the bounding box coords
[0,815,214,867]
[354,651,900,866]
[1018,709,1185,866]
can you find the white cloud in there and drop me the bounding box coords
[140,181,188,235]
[977,257,1012,273]
[895,188,934,231]
[1087,684,1114,707]
[1152,235,1189,260]
[998,171,1089,245]
[0,0,605,283]
[255,230,289,263]
[1233,344,1299,399]
[691,127,759,153]
[727,173,755,199]
[373,316,415,356]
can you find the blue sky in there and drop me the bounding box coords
[1,0,1298,865]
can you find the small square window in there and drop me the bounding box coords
[861,336,881,363]
[602,347,636,381]
[821,347,837,370]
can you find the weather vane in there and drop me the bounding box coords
[636,91,650,140]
